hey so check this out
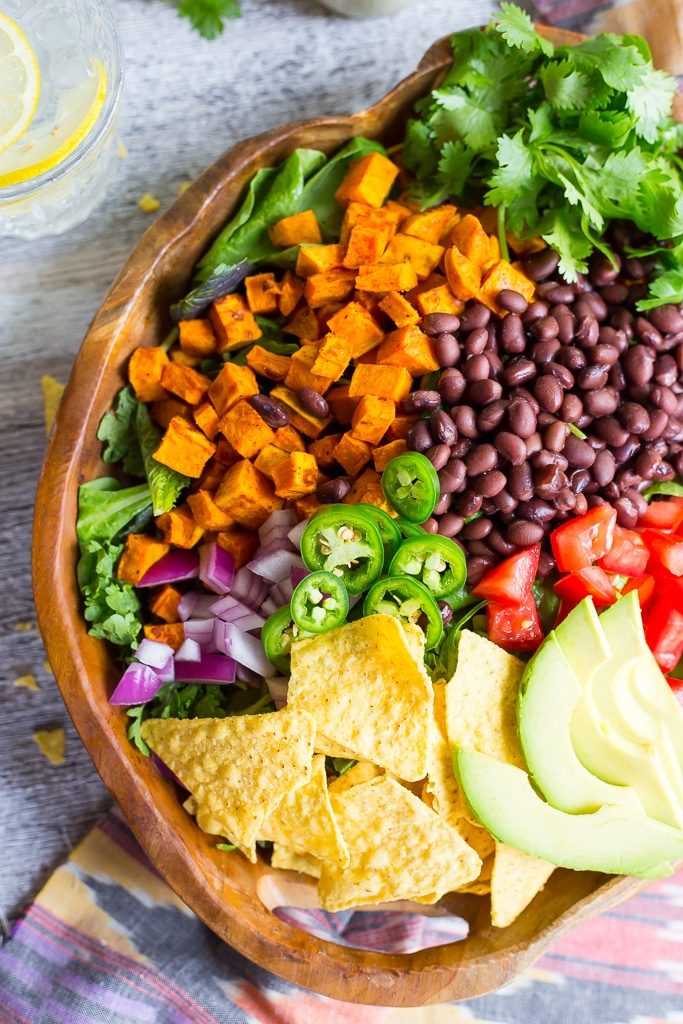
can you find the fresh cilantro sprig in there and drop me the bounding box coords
[403,3,683,307]
[175,0,241,40]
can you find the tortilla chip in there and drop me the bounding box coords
[318,775,481,910]
[425,681,470,824]
[259,754,349,867]
[445,629,525,769]
[328,760,383,794]
[288,615,433,781]
[141,707,315,862]
[454,816,496,861]
[14,674,40,692]
[491,842,555,928]
[316,735,359,760]
[33,728,65,765]
[271,844,322,879]
[41,376,64,434]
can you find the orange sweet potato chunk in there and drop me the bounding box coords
[246,345,291,382]
[326,385,358,425]
[401,205,457,244]
[161,362,211,406]
[349,364,412,403]
[373,438,408,471]
[342,224,391,269]
[378,291,420,328]
[269,210,322,247]
[117,534,170,586]
[214,459,283,529]
[151,398,192,430]
[218,399,275,459]
[144,623,185,650]
[278,270,305,317]
[193,401,221,440]
[414,283,463,318]
[296,244,344,277]
[186,490,235,531]
[269,386,332,439]
[155,505,205,549]
[326,301,384,358]
[479,260,536,315]
[350,394,395,445]
[272,451,318,500]
[216,526,259,569]
[129,347,169,402]
[210,294,262,352]
[179,320,217,358]
[376,325,439,375]
[333,433,372,476]
[311,335,351,380]
[293,494,324,519]
[153,416,216,478]
[208,363,258,416]
[273,425,306,452]
[381,235,444,279]
[254,444,290,479]
[284,305,319,340]
[385,415,418,441]
[304,268,356,308]
[285,345,334,395]
[343,467,395,514]
[444,246,483,302]
[308,432,343,467]
[245,273,280,315]
[355,263,418,293]
[335,153,399,208]
[449,214,491,268]
[149,584,182,624]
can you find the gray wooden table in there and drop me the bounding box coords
[0,0,498,926]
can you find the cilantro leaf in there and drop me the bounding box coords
[540,60,592,110]
[485,131,535,208]
[78,539,144,652]
[97,387,145,478]
[627,67,677,144]
[495,3,553,56]
[573,34,647,91]
[176,0,240,40]
[636,267,683,311]
[127,706,149,756]
[437,141,475,196]
[539,208,593,281]
[432,89,500,150]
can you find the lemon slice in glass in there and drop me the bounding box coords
[0,57,107,188]
[0,13,41,157]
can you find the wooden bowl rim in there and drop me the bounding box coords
[33,27,647,1006]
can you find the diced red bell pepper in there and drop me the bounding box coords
[643,598,683,673]
[472,545,540,605]
[642,530,683,577]
[487,593,543,653]
[553,566,617,609]
[598,525,649,577]
[621,574,655,609]
[638,497,683,533]
[550,505,617,573]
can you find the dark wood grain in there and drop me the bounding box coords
[33,27,652,1006]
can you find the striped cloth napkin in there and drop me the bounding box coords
[3,1,683,1020]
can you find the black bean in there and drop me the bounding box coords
[576,315,600,348]
[534,375,563,414]
[518,497,557,524]
[318,477,351,502]
[451,405,479,439]
[614,496,638,529]
[465,444,497,476]
[459,302,491,332]
[466,555,496,586]
[544,420,568,452]
[649,305,683,335]
[583,387,619,417]
[570,468,591,494]
[430,409,458,445]
[248,393,289,428]
[533,449,569,471]
[578,364,609,390]
[487,529,518,556]
[556,487,577,512]
[463,353,491,382]
[500,313,526,354]
[467,379,502,406]
[438,459,466,494]
[634,317,663,348]
[590,345,619,367]
[508,461,534,501]
[437,513,464,538]
[641,408,669,441]
[508,398,537,438]
[477,400,508,433]
[438,368,466,405]
[535,464,568,498]
[542,285,577,305]
[537,411,556,429]
[592,449,616,487]
[461,516,493,540]
[589,252,621,287]
[579,292,608,321]
[297,387,329,418]
[525,431,543,457]
[472,469,507,497]
[560,393,583,422]
[593,416,629,447]
[495,430,527,465]
[457,490,484,518]
[523,301,549,326]
[494,489,518,515]
[530,316,560,341]
[623,345,654,386]
[537,550,556,577]
[498,289,528,313]
[402,389,441,414]
[426,444,451,471]
[433,491,452,516]
[435,333,460,368]
[635,448,662,480]
[564,434,596,468]
[407,420,433,453]
[601,282,630,307]
[424,518,439,534]
[618,402,650,435]
[451,438,472,458]
[654,355,677,387]
[484,351,503,380]
[531,339,561,366]
[613,436,640,465]
[550,304,576,345]
[598,326,627,353]
[625,489,649,517]
[422,312,461,336]
[507,520,545,546]
[612,308,634,340]
[464,327,489,356]
[523,248,560,281]
[512,387,540,414]
[503,358,536,388]
[556,346,586,372]
[651,385,678,416]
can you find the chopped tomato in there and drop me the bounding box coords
[638,497,683,533]
[598,526,649,577]
[550,505,617,573]
[487,593,543,653]
[472,545,540,605]
[643,599,683,673]
[621,574,655,609]
[553,566,617,608]
[642,530,683,577]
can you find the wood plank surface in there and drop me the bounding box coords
[0,0,497,928]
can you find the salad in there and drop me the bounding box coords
[76,7,683,927]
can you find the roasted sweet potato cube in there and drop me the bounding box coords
[214,437,241,467]
[269,209,322,247]
[385,415,418,441]
[219,399,275,458]
[381,235,444,279]
[193,400,221,440]
[161,362,211,405]
[304,268,356,308]
[293,493,324,519]
[144,623,185,650]
[488,233,501,263]
[214,459,282,529]
[285,345,334,395]
[385,199,414,223]
[326,301,384,358]
[254,444,290,479]
[179,320,217,358]
[151,398,192,430]
[444,246,483,302]
[355,263,418,293]
[129,347,169,402]
[269,386,331,438]
[349,364,412,403]
[378,291,420,328]
[149,584,182,624]
[153,416,216,478]
[311,335,351,380]
[245,273,280,314]
[340,202,399,247]
[246,345,291,382]
[155,505,205,549]
[272,451,318,500]
[273,425,306,452]
[342,224,391,269]
[186,490,235,531]
[343,467,394,515]
[278,270,305,317]
[449,214,491,268]
[197,461,226,492]
[373,438,408,471]
[308,432,343,467]
[285,305,319,340]
[332,433,372,476]
[508,235,546,257]
[355,347,377,366]
[216,525,259,569]
[326,385,358,425]
[207,363,258,416]
[117,534,170,585]
[296,244,344,276]
[414,283,463,318]
[376,325,439,375]
[316,301,345,331]
[170,350,202,369]
[335,152,399,208]
[479,260,536,315]
[210,294,262,352]
[350,394,395,444]
[402,205,457,244]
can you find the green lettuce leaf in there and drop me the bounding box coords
[97,386,145,477]
[135,403,189,516]
[76,479,152,547]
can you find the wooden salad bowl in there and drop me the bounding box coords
[33,25,654,1006]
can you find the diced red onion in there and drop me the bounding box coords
[177,591,199,621]
[110,663,163,705]
[175,638,202,663]
[231,567,269,609]
[179,593,217,621]
[134,639,174,670]
[287,520,307,550]
[247,549,304,584]
[198,541,235,595]
[138,550,199,587]
[267,676,289,709]
[158,656,175,684]
[236,663,262,687]
[183,618,217,649]
[151,752,187,791]
[210,593,265,627]
[214,620,272,676]
[174,654,236,683]
[258,533,297,556]
[260,597,278,618]
[258,509,298,544]
[291,566,309,588]
[270,578,294,606]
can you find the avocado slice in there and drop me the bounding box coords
[518,632,643,814]
[554,597,610,681]
[456,750,680,878]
